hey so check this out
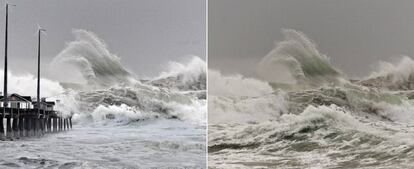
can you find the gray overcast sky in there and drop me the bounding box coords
[209,0,414,78]
[0,0,205,78]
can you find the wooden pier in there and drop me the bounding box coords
[0,94,72,140]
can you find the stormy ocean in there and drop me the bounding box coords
[0,30,206,169]
[208,29,414,169]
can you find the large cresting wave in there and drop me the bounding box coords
[51,29,134,88]
[257,29,344,88]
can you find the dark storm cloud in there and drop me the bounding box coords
[209,0,414,78]
[0,0,205,78]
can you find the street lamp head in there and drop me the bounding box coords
[37,24,46,32]
[5,3,16,7]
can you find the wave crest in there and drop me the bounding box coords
[258,29,342,87]
[149,56,206,91]
[360,56,414,90]
[52,29,133,88]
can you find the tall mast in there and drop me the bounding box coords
[37,28,45,116]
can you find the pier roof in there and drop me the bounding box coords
[0,93,32,102]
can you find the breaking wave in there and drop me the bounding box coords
[51,29,134,88]
[58,83,206,126]
[208,69,287,123]
[149,56,206,91]
[257,29,344,87]
[359,56,414,90]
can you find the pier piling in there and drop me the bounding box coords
[32,117,37,136]
[59,118,62,131]
[6,117,11,138]
[39,118,42,135]
[25,117,30,137]
[0,118,4,140]
[47,117,51,132]
[19,116,24,137]
[64,118,67,130]
[53,118,57,132]
[12,117,18,138]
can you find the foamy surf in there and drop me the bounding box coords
[208,29,414,169]
[0,120,205,168]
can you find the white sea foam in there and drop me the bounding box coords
[368,56,414,83]
[209,104,414,168]
[0,120,206,168]
[361,56,414,90]
[208,69,273,97]
[154,56,206,91]
[208,69,287,123]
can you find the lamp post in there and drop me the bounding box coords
[1,3,15,140]
[36,28,46,117]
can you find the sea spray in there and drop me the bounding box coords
[368,56,414,83]
[51,29,134,88]
[208,69,287,123]
[0,70,64,97]
[152,56,206,91]
[360,56,414,90]
[51,30,208,126]
[257,29,343,87]
[53,76,206,126]
[208,69,274,97]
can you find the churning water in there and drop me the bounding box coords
[0,121,205,168]
[208,29,414,169]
